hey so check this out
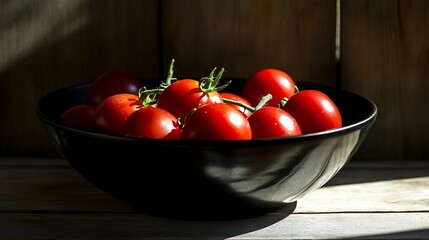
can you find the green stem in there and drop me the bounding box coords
[222,98,256,112]
[278,86,297,108]
[199,67,231,93]
[137,58,176,106]
[254,94,272,111]
[160,58,176,89]
[214,80,232,92]
[138,88,164,107]
[211,67,224,89]
[222,93,272,113]
[279,97,288,108]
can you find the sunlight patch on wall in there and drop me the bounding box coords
[0,0,89,72]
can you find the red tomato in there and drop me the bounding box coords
[247,106,301,139]
[180,103,252,140]
[86,71,141,106]
[121,107,181,140]
[94,93,142,135]
[220,92,252,118]
[156,79,223,120]
[241,68,296,107]
[282,90,342,134]
[60,104,97,130]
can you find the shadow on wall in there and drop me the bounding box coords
[0,0,158,157]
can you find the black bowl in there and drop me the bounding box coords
[37,79,377,220]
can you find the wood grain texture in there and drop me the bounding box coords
[0,0,159,156]
[1,157,428,214]
[341,0,429,160]
[1,213,428,239]
[0,0,337,157]
[0,157,428,239]
[163,0,337,83]
[2,0,429,162]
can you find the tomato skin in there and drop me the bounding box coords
[242,68,296,107]
[60,104,97,130]
[156,79,223,120]
[94,93,142,135]
[121,107,181,140]
[248,106,301,139]
[282,90,342,134]
[180,103,252,140]
[220,92,252,118]
[86,71,141,106]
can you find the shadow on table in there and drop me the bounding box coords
[140,200,297,222]
[5,202,297,240]
[143,202,297,239]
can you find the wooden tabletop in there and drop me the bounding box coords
[1,157,428,239]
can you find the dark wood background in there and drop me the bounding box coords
[1,0,428,161]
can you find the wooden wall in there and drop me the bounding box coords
[341,0,429,160]
[0,0,428,161]
[0,0,159,156]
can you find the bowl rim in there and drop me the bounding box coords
[37,81,378,146]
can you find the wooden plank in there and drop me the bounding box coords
[297,175,429,213]
[163,0,337,84]
[299,159,429,212]
[341,0,429,160]
[0,157,428,214]
[0,212,427,239]
[0,0,159,156]
[0,157,428,239]
[0,157,69,167]
[0,160,133,213]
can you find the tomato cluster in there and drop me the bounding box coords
[61,60,342,140]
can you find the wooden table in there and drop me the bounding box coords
[1,157,428,239]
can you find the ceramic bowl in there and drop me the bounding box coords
[37,79,377,220]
